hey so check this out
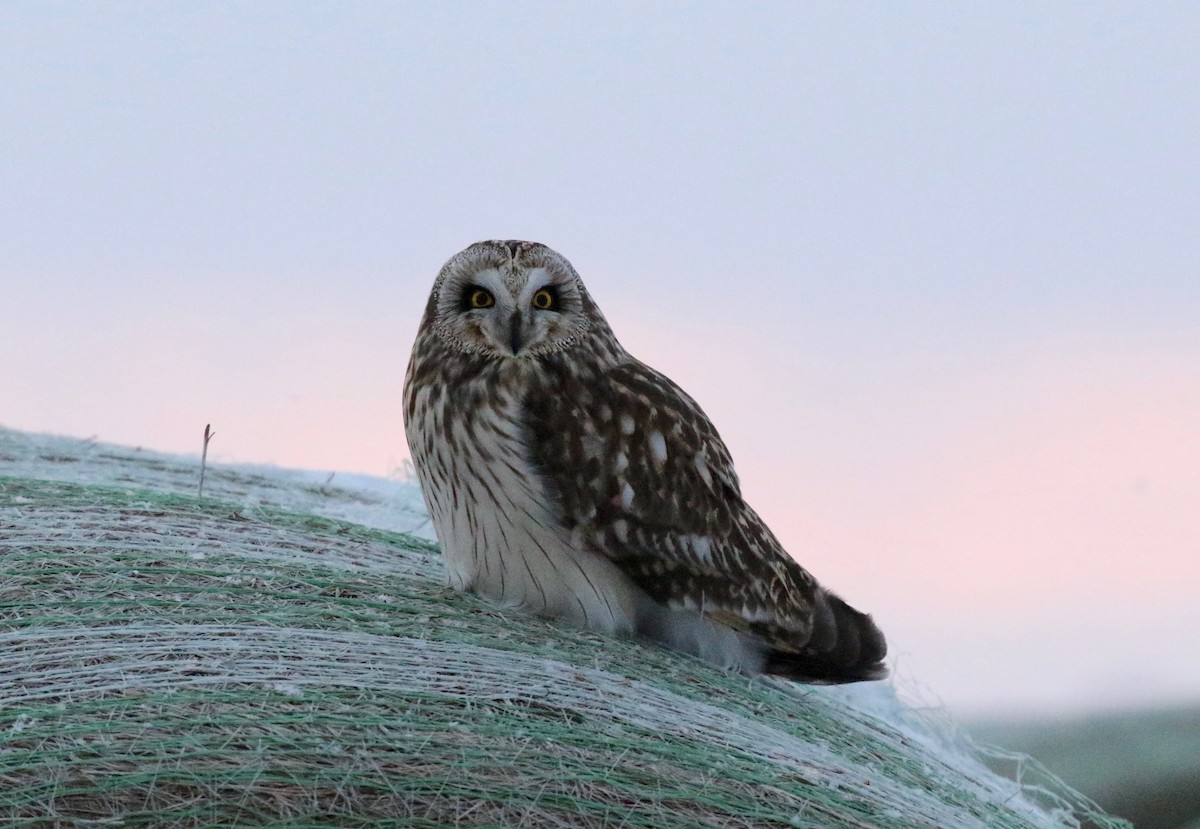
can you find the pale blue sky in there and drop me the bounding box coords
[3,2,1198,717]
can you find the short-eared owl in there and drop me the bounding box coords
[404,240,886,683]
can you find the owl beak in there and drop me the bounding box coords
[508,311,525,356]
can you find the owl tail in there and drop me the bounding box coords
[763,591,888,684]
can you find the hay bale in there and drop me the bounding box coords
[0,431,1128,828]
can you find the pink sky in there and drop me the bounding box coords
[640,326,1200,716]
[3,3,1197,718]
[5,301,1196,718]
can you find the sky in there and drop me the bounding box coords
[2,2,1197,719]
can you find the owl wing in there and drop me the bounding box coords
[524,355,825,652]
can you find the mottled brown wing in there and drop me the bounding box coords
[524,354,820,649]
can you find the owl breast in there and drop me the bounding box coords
[405,361,641,634]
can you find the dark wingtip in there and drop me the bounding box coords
[763,593,888,685]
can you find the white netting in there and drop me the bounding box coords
[0,427,1128,828]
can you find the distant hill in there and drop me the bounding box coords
[971,706,1200,829]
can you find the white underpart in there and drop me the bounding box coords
[642,606,766,674]
[412,381,765,675]
[693,453,713,488]
[413,384,639,634]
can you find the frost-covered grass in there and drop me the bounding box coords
[0,427,1128,828]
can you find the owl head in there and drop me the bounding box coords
[422,240,618,359]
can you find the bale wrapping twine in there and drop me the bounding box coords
[0,428,1127,828]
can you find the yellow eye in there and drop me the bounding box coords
[468,288,495,309]
[531,288,555,310]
